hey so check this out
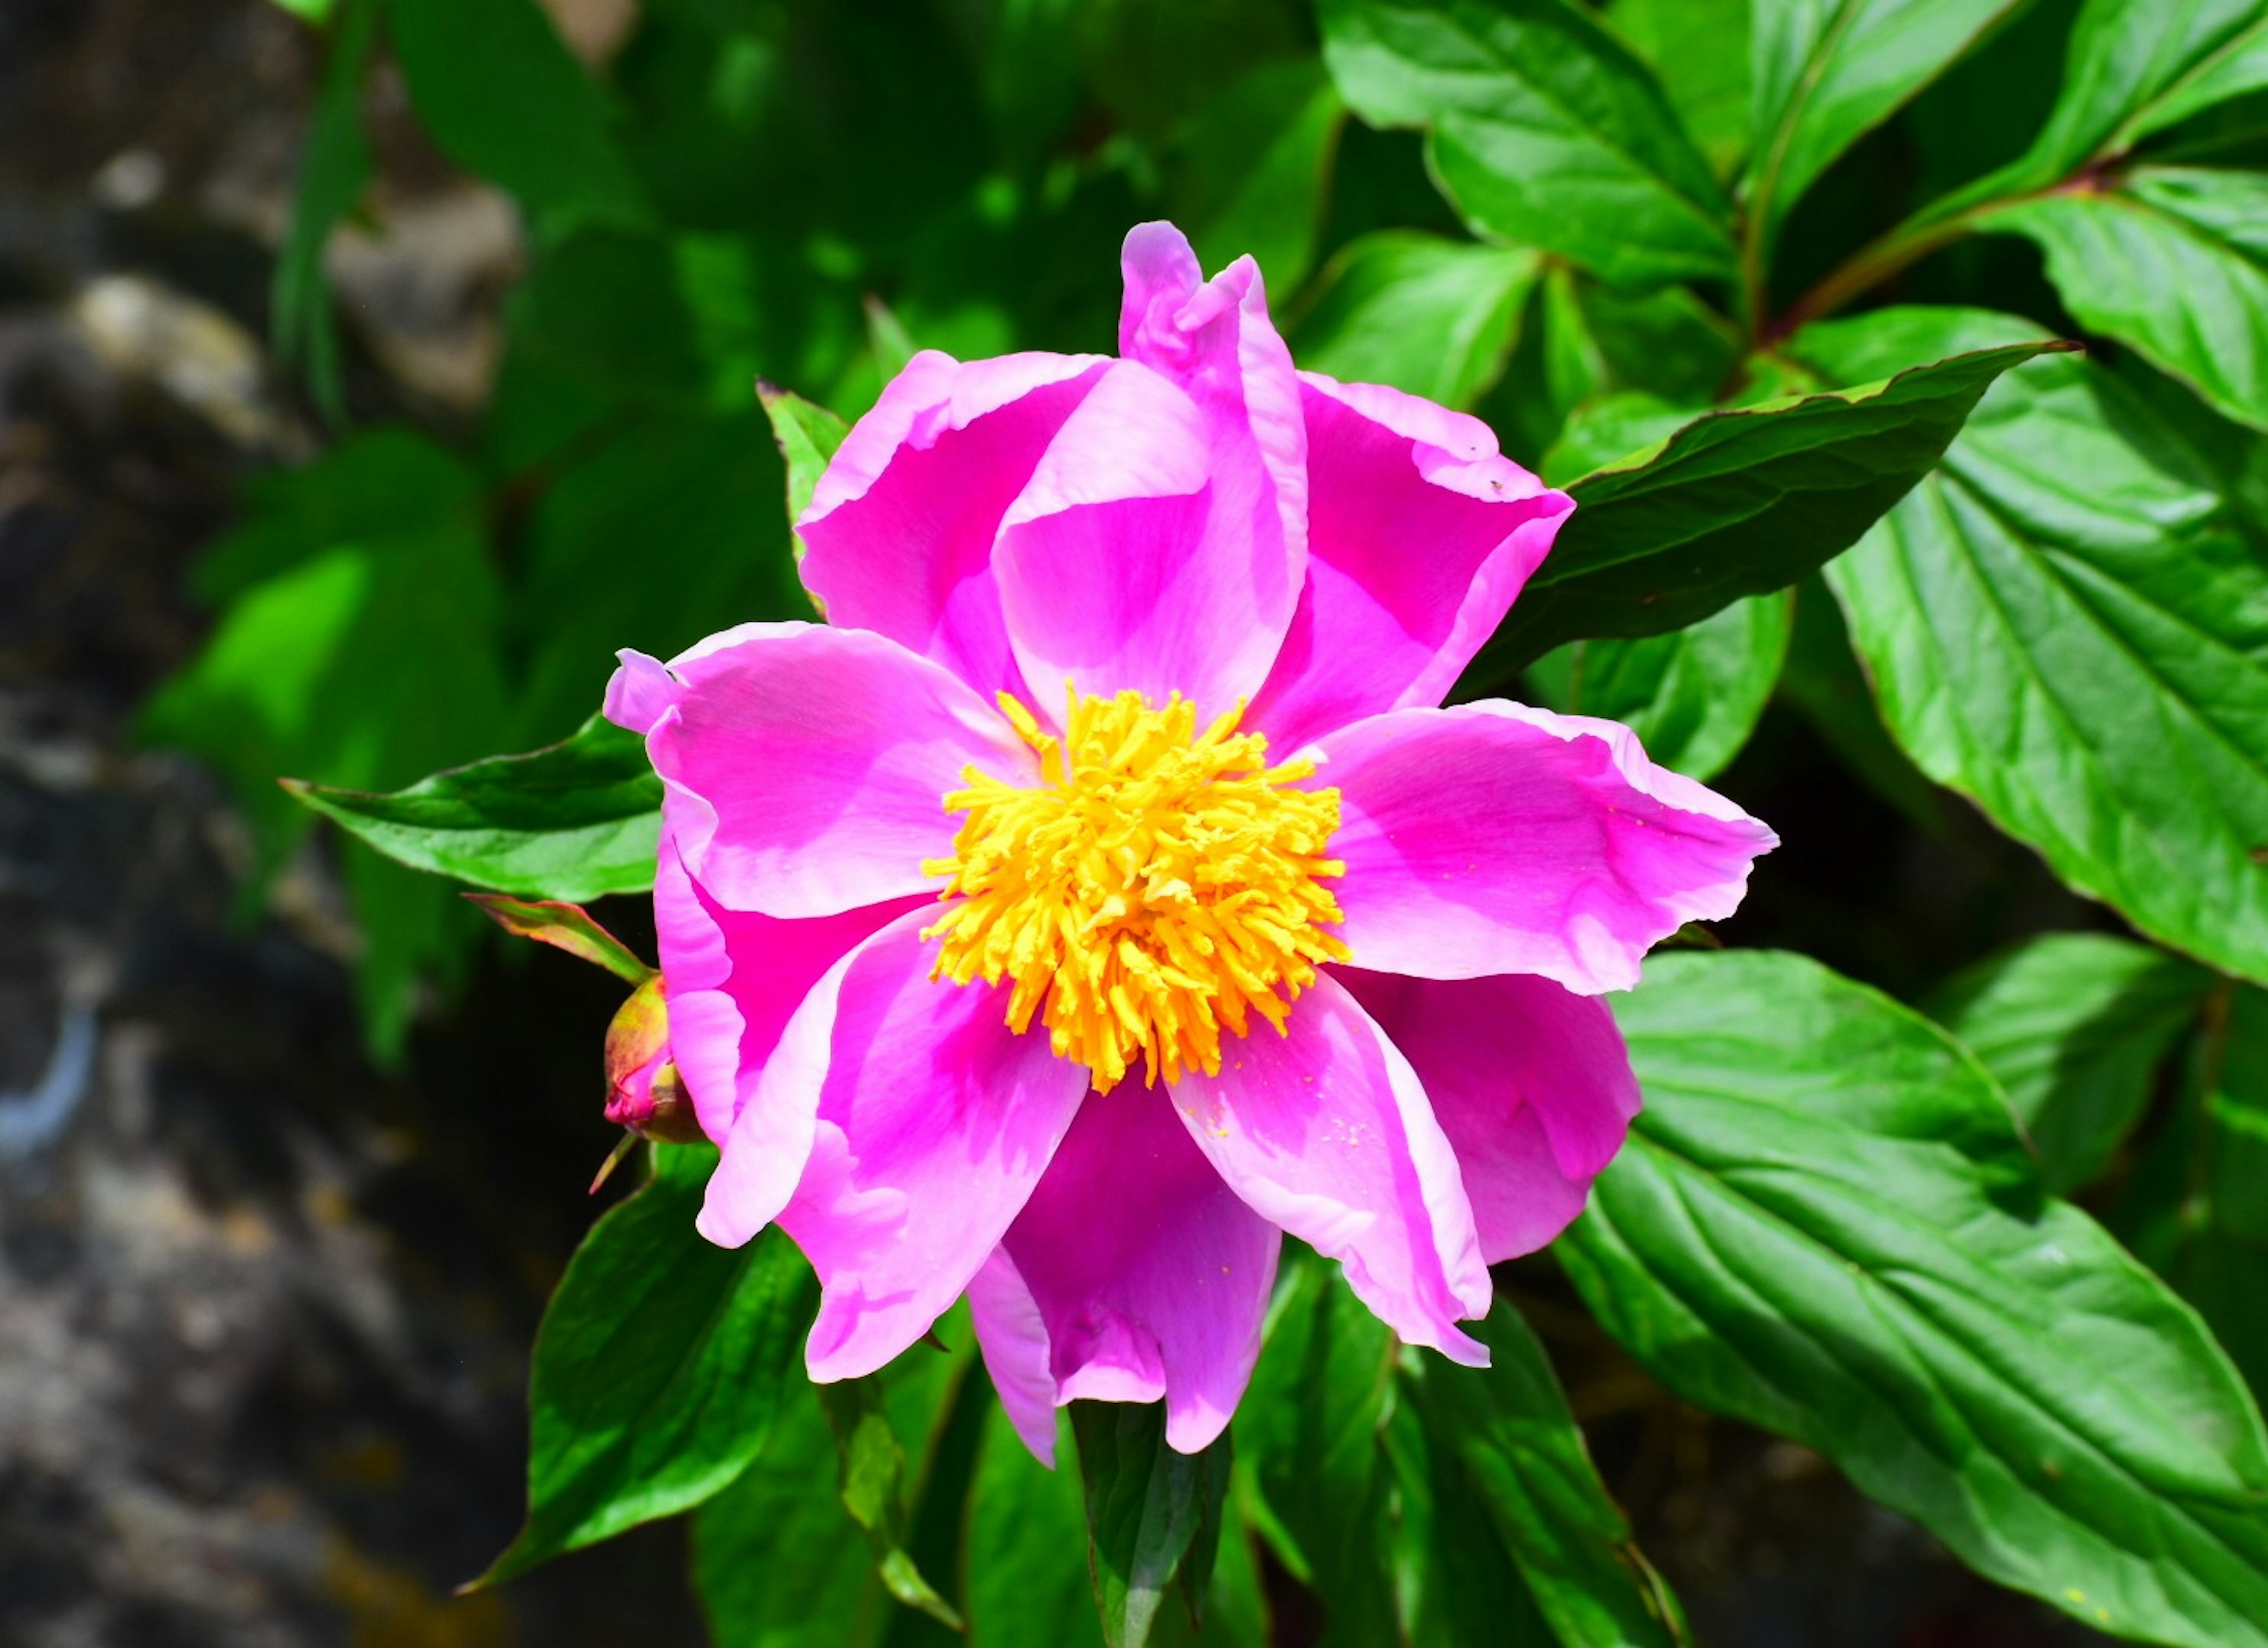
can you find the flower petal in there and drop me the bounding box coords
[1247,375,1572,752]
[653,840,926,1144]
[755,912,1090,1381]
[969,1087,1281,1459]
[995,226,1306,717]
[622,622,1035,919]
[1337,968,1640,1263]
[799,350,1110,700]
[1171,973,1490,1363]
[1317,703,1777,993]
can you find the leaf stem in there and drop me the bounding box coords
[1768,210,1989,342]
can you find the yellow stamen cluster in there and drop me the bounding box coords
[923,687,1351,1092]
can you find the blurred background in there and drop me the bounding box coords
[0,0,2133,1642]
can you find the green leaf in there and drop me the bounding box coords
[1805,307,2268,987]
[819,1376,965,1630]
[478,1143,816,1585]
[1319,0,1738,288]
[1560,948,2268,1648]
[143,514,507,1058]
[1072,1403,1233,1648]
[272,0,377,417]
[966,1411,1106,1648]
[2018,0,2268,182]
[284,715,662,904]
[1926,933,2214,1193]
[1405,1304,1686,1647]
[1524,590,1793,781]
[389,0,649,235]
[1982,166,2268,430]
[1744,0,2026,262]
[1166,57,1346,295]
[1379,1392,1557,1647]
[1483,336,2064,668]
[1289,232,1539,411]
[1608,0,1751,178]
[464,893,654,984]
[760,383,850,533]
[1234,1256,1400,1644]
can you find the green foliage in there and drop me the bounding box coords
[148,0,2268,1639]
[286,716,662,904]
[479,1143,815,1585]
[1563,950,2268,1648]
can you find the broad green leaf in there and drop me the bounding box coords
[390,0,649,234]
[1927,933,2214,1193]
[272,0,376,417]
[1288,232,1539,410]
[695,1324,969,1648]
[464,893,654,984]
[1524,590,1793,781]
[478,1143,815,1585]
[1536,391,1702,488]
[819,1376,964,1629]
[1745,0,2026,260]
[1380,1392,1557,1647]
[1482,337,2064,668]
[760,384,850,532]
[1807,307,2268,987]
[1609,0,1751,177]
[1405,1305,1685,1647]
[284,716,662,904]
[1072,1402,1232,1648]
[966,1411,1104,1648]
[1319,0,1739,288]
[143,518,507,1058]
[1982,166,2268,430]
[1234,1255,1401,1644]
[1560,949,2268,1648]
[1168,57,1346,295]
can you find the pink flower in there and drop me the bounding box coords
[604,223,1775,1461]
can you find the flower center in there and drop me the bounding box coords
[923,687,1351,1092]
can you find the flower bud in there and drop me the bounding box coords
[603,975,704,1143]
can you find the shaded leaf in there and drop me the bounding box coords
[1562,949,2268,1648]
[966,1411,1106,1648]
[819,1375,966,1630]
[1524,590,1793,781]
[1406,1304,1685,1646]
[284,715,662,904]
[1927,932,2214,1193]
[1167,57,1346,295]
[1485,337,2064,667]
[479,1143,815,1585]
[1806,306,2268,987]
[390,0,649,234]
[1321,0,1738,288]
[1073,1403,1232,1648]
[272,0,377,417]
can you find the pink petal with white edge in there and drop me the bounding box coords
[1316,702,1777,994]
[799,350,1110,701]
[1337,968,1640,1263]
[995,226,1306,717]
[1246,374,1572,753]
[969,1087,1282,1460]
[617,622,1035,919]
[754,911,1090,1381]
[1171,973,1490,1364]
[651,841,924,1144]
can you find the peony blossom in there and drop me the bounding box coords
[603,222,1775,1461]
